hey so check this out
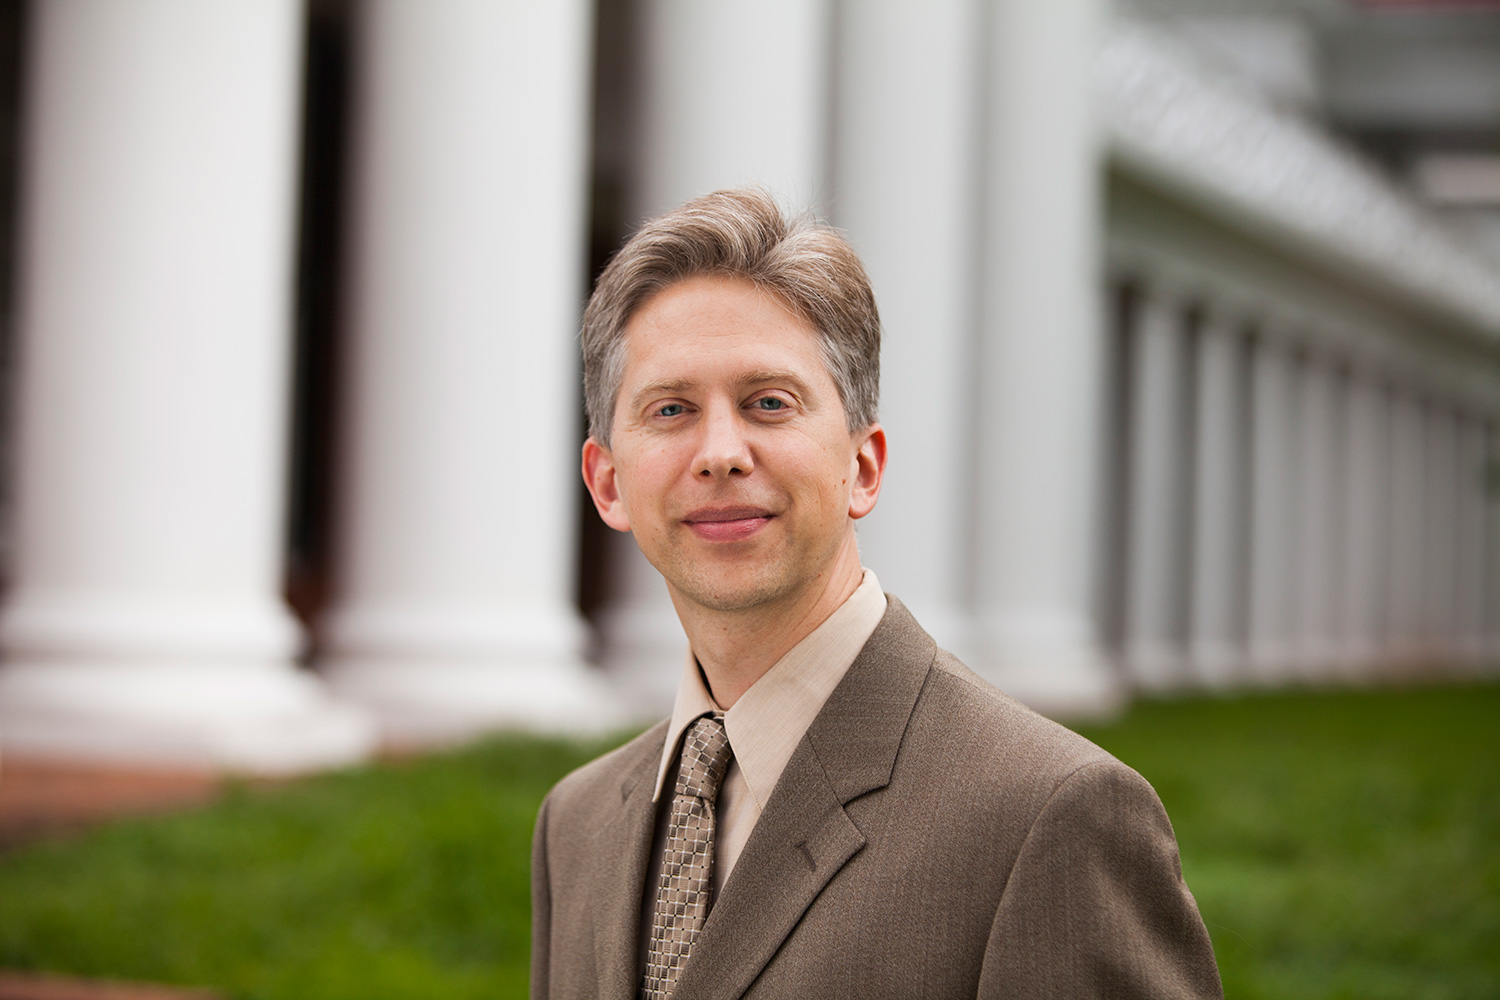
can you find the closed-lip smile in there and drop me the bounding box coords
[682,506,774,541]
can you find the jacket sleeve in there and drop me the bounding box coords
[976,760,1223,1000]
[530,792,554,1000]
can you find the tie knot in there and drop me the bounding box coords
[675,716,732,801]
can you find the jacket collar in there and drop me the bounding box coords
[587,720,668,1000]
[672,595,936,1000]
[586,597,936,1000]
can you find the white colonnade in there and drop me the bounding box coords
[1423,406,1460,660]
[319,0,612,743]
[1487,424,1500,659]
[1340,367,1390,672]
[832,0,983,661]
[1104,263,1500,688]
[1246,331,1303,682]
[1295,351,1346,678]
[1454,416,1489,667]
[1121,284,1193,690]
[4,4,1500,774]
[1386,390,1428,665]
[1188,305,1250,688]
[0,0,373,771]
[972,0,1121,715]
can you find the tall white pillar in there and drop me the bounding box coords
[1294,352,1345,679]
[1454,413,1488,669]
[1485,422,1500,668]
[1188,307,1250,688]
[832,0,982,658]
[1422,404,1460,665]
[1386,391,1427,666]
[1121,285,1192,690]
[1340,369,1390,675]
[602,0,834,714]
[0,0,373,772]
[1246,333,1301,682]
[634,0,833,218]
[972,0,1121,716]
[320,0,613,743]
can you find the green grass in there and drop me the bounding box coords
[0,731,625,1000]
[1074,683,1500,1000]
[1,683,1497,1000]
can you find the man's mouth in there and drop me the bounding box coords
[682,506,774,542]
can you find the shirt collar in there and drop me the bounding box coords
[653,569,887,805]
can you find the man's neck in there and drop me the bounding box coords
[670,535,865,709]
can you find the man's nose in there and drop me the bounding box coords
[693,402,753,479]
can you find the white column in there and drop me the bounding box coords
[1454,413,1488,670]
[320,0,614,743]
[593,540,687,718]
[1121,285,1192,690]
[1422,404,1460,665]
[972,0,1121,717]
[1246,333,1301,682]
[1188,308,1249,688]
[1386,391,1427,666]
[634,0,833,217]
[832,0,982,658]
[1294,353,1345,679]
[603,0,835,713]
[1340,370,1390,676]
[0,0,373,772]
[1486,422,1500,668]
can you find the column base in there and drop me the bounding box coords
[1187,640,1247,689]
[1293,638,1356,683]
[967,610,1126,721]
[323,655,624,747]
[595,602,687,722]
[1245,640,1305,685]
[1122,639,1190,693]
[0,660,376,774]
[320,601,626,746]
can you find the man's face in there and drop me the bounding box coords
[582,275,885,616]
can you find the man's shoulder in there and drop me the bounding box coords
[542,718,668,818]
[929,647,1116,771]
[872,614,1132,816]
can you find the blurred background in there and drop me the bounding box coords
[0,3,1498,998]
[0,0,1495,774]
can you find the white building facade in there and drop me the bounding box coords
[0,0,1497,772]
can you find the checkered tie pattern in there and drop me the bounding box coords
[642,715,734,1000]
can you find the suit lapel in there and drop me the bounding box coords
[589,725,667,1000]
[671,598,937,1000]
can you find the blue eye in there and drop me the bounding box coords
[756,397,785,411]
[657,403,684,417]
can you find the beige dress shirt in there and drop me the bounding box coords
[641,569,886,929]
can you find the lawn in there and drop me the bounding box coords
[1,682,1496,1000]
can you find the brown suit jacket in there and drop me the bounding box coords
[531,597,1222,999]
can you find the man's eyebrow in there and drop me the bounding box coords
[735,368,811,392]
[628,369,813,409]
[629,377,697,409]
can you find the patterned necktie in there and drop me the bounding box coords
[642,715,734,1000]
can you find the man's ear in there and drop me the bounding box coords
[848,423,887,520]
[582,437,632,532]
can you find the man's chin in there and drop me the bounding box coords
[665,571,791,615]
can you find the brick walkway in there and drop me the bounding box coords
[0,759,229,998]
[0,757,222,851]
[0,971,221,1000]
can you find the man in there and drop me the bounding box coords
[532,189,1222,1000]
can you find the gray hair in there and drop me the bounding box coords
[581,188,881,445]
